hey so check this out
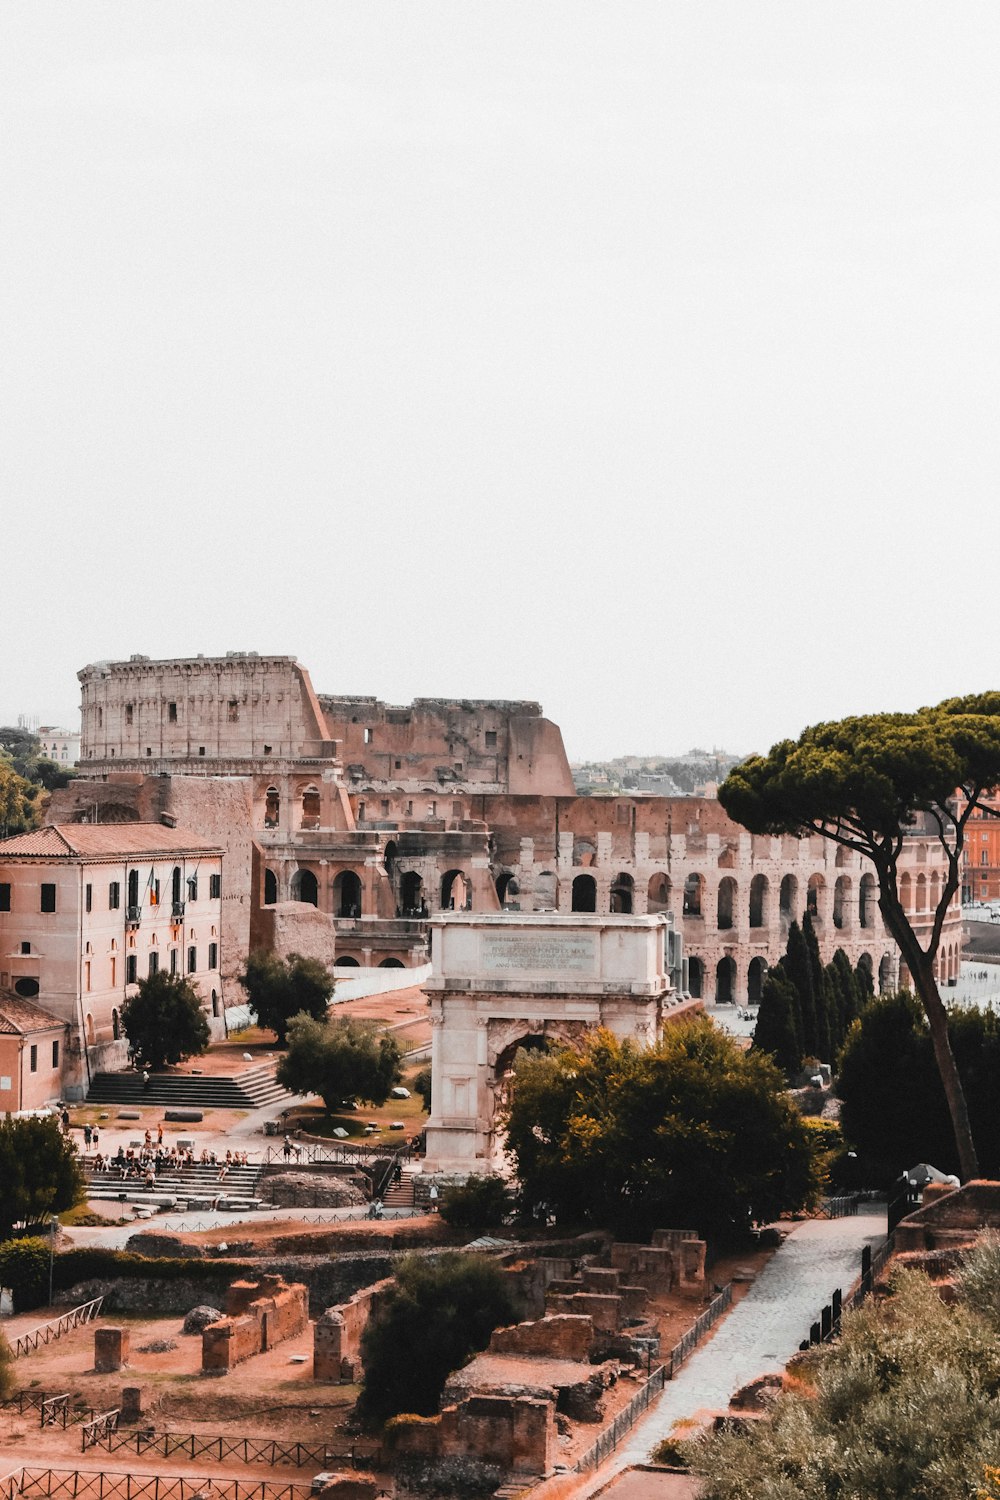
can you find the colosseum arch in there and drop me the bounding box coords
[806,873,825,922]
[779,874,798,928]
[900,871,912,911]
[300,784,321,830]
[610,872,634,914]
[717,877,737,931]
[687,956,704,998]
[441,869,471,911]
[748,955,767,1006]
[534,871,557,910]
[749,874,768,928]
[647,873,671,914]
[683,873,704,917]
[572,874,597,912]
[290,868,319,906]
[333,869,363,917]
[264,786,280,828]
[915,873,927,912]
[859,873,876,928]
[715,955,737,1004]
[833,875,851,930]
[400,870,425,915]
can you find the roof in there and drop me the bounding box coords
[0,992,65,1035]
[0,824,222,860]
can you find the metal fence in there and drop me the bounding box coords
[665,1282,733,1379]
[817,1194,860,1219]
[0,1469,315,1500]
[574,1281,735,1474]
[262,1140,413,1167]
[12,1298,105,1358]
[82,1430,348,1469]
[574,1367,666,1473]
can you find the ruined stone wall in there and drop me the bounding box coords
[79,654,330,765]
[202,1275,308,1373]
[255,901,338,968]
[319,696,574,796]
[388,1395,555,1478]
[314,1276,394,1381]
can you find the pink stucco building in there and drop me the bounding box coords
[0,992,67,1113]
[0,824,223,1100]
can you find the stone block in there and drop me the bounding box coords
[95,1326,129,1372]
[121,1387,144,1420]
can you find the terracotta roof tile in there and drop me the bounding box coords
[0,991,65,1034]
[0,824,221,859]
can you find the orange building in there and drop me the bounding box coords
[954,792,1000,903]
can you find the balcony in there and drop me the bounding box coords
[171,901,186,919]
[125,906,141,928]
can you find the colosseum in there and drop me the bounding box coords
[58,652,962,1006]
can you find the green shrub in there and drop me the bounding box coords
[0,1238,51,1313]
[440,1176,514,1232]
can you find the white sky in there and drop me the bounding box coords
[3,4,999,760]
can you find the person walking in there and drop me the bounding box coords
[83,1123,92,1152]
[156,1122,163,1146]
[283,1135,292,1163]
[91,1126,99,1154]
[142,1069,150,1092]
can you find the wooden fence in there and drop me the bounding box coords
[12,1299,104,1358]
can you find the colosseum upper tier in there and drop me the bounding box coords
[65,652,961,1004]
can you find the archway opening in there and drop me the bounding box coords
[264,786,280,828]
[400,871,425,917]
[441,869,471,911]
[572,874,597,913]
[647,873,671,914]
[534,871,557,910]
[748,956,767,1006]
[749,874,768,929]
[717,877,736,930]
[859,874,875,928]
[263,868,278,906]
[335,955,361,968]
[291,868,319,907]
[688,956,704,999]
[807,874,824,920]
[610,872,634,914]
[683,873,704,917]
[383,840,398,873]
[716,956,736,1005]
[833,876,851,930]
[378,957,405,969]
[495,872,520,907]
[301,785,321,830]
[334,870,363,918]
[878,953,894,994]
[857,952,874,995]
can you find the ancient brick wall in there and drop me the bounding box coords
[201,1275,308,1373]
[313,1277,394,1381]
[489,1314,593,1362]
[389,1395,555,1477]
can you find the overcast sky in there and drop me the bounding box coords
[2,5,998,760]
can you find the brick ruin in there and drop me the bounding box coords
[201,1273,308,1374]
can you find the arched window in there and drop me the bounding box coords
[749,874,768,928]
[378,957,405,968]
[683,873,704,917]
[779,874,798,927]
[400,871,425,916]
[715,956,736,1004]
[334,955,361,968]
[291,868,318,906]
[572,874,597,913]
[833,875,851,930]
[495,872,520,906]
[441,869,471,911]
[859,873,875,928]
[610,872,634,914]
[534,871,557,910]
[748,956,767,1006]
[264,869,277,905]
[900,872,912,911]
[717,877,736,930]
[807,874,825,921]
[264,786,280,828]
[647,873,671,914]
[915,873,927,912]
[687,956,704,998]
[334,870,363,918]
[301,785,321,830]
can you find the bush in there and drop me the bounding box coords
[0,1237,50,1313]
[440,1176,514,1232]
[357,1254,516,1425]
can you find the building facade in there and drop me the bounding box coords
[0,824,223,1098]
[67,654,962,1005]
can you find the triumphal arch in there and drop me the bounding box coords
[422,912,687,1173]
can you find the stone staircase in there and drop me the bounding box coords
[85,1060,290,1111]
[382,1167,417,1209]
[84,1158,264,1212]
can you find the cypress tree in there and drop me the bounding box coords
[784,920,819,1059]
[753,969,803,1078]
[855,955,875,997]
[830,947,863,1049]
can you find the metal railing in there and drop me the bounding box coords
[665,1282,733,1379]
[0,1469,315,1500]
[13,1298,105,1358]
[574,1366,666,1473]
[80,1430,348,1468]
[817,1194,860,1219]
[574,1281,735,1474]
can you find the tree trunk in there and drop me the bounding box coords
[910,955,979,1182]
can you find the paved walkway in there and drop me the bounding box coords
[578,1204,887,1495]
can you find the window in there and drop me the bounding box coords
[169,948,178,975]
[51,1040,59,1068]
[85,961,91,992]
[198,746,205,757]
[394,759,402,770]
[97,707,103,728]
[357,801,366,822]
[127,869,139,908]
[109,881,120,910]
[20,942,30,955]
[209,873,221,899]
[126,954,137,984]
[110,956,116,986]
[428,801,437,818]
[85,883,92,913]
[187,946,197,973]
[168,702,177,722]
[453,801,462,817]
[187,876,198,902]
[125,703,133,725]
[982,851,989,865]
[485,730,497,749]
[29,1045,37,1073]
[381,800,390,817]
[454,762,462,773]
[405,800,413,816]
[228,699,239,722]
[0,884,9,912]
[364,727,373,744]
[148,951,159,977]
[40,883,56,913]
[208,942,218,970]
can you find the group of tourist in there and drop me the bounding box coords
[90,1142,253,1184]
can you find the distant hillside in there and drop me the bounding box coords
[570,749,745,797]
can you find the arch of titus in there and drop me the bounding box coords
[423,912,689,1173]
